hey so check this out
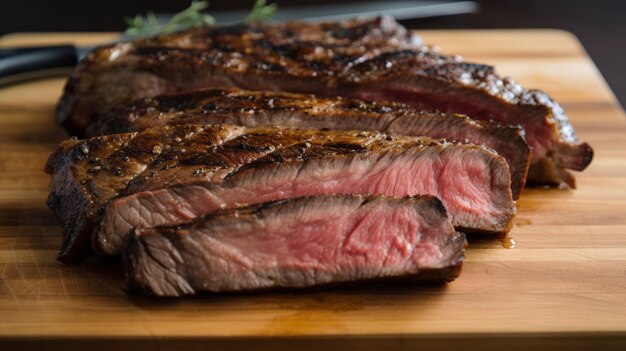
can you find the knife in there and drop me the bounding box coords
[0,1,477,86]
[0,45,93,86]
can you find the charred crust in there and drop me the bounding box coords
[57,16,592,194]
[324,142,369,153]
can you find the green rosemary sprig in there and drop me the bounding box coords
[125,0,277,38]
[244,0,278,24]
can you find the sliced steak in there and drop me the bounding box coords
[88,88,530,199]
[57,16,592,188]
[45,124,514,263]
[125,194,467,297]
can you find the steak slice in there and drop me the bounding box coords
[45,124,514,263]
[56,16,591,188]
[124,195,467,297]
[88,88,530,199]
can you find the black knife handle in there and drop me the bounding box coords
[0,45,78,85]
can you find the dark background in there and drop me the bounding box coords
[1,0,624,106]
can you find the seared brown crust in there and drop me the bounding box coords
[88,88,530,199]
[56,16,591,188]
[44,125,243,262]
[57,16,420,134]
[125,254,465,296]
[46,124,513,263]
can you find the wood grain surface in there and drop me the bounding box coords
[0,30,625,351]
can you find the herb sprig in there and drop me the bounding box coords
[125,0,278,39]
[244,0,278,24]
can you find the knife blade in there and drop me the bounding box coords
[0,45,93,86]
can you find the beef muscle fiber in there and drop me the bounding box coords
[125,194,467,297]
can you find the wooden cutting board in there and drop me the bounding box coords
[0,30,625,351]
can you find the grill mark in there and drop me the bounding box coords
[255,38,295,58]
[228,132,404,179]
[157,95,203,111]
[127,18,421,81]
[126,90,414,122]
[177,132,293,168]
[325,142,369,152]
[248,60,286,73]
[348,50,424,71]
[224,138,318,178]
[121,126,239,194]
[71,132,140,205]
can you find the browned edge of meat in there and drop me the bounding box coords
[123,194,467,297]
[56,16,421,135]
[45,124,514,263]
[44,125,243,262]
[55,16,591,188]
[88,88,530,199]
